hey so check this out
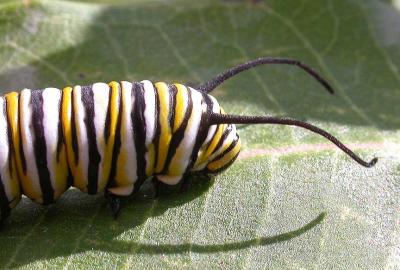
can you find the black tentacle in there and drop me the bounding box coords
[210,113,377,168]
[198,57,334,94]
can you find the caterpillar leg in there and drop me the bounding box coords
[151,175,194,197]
[105,191,122,219]
[178,174,192,193]
[152,176,187,197]
[152,178,171,198]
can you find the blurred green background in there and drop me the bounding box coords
[0,0,399,269]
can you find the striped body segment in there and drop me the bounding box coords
[0,81,241,214]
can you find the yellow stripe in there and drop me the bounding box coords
[146,143,155,176]
[98,81,120,190]
[207,139,241,171]
[61,86,83,191]
[109,82,120,143]
[61,87,75,171]
[168,113,193,176]
[8,157,21,208]
[61,86,81,190]
[154,82,172,173]
[4,93,20,184]
[53,144,68,199]
[72,87,87,191]
[210,129,236,159]
[5,92,40,200]
[173,84,187,133]
[194,107,227,168]
[115,83,130,188]
[195,123,226,166]
[3,94,21,207]
[168,88,194,176]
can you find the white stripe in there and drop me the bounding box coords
[0,98,13,201]
[178,89,206,170]
[191,94,220,171]
[142,80,157,176]
[141,80,156,144]
[202,94,220,147]
[207,124,237,162]
[92,82,111,191]
[171,88,204,174]
[74,85,89,190]
[20,89,42,199]
[42,88,62,193]
[120,81,137,184]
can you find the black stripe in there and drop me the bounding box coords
[162,85,192,174]
[168,84,176,130]
[209,135,239,163]
[66,169,73,187]
[205,149,240,174]
[18,93,27,174]
[201,115,220,157]
[56,92,63,163]
[186,92,213,172]
[81,86,101,194]
[132,82,147,193]
[0,175,11,221]
[4,98,14,179]
[104,86,113,143]
[152,82,161,172]
[31,89,54,204]
[70,88,79,164]
[205,104,223,149]
[107,85,122,189]
[211,124,233,156]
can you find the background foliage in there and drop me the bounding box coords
[0,0,399,269]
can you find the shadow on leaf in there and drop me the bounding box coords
[3,174,325,268]
[106,212,326,255]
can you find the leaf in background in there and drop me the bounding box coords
[0,0,399,269]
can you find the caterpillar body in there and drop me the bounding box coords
[0,57,377,224]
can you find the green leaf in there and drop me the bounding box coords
[0,0,399,269]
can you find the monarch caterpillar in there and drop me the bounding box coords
[0,57,377,225]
